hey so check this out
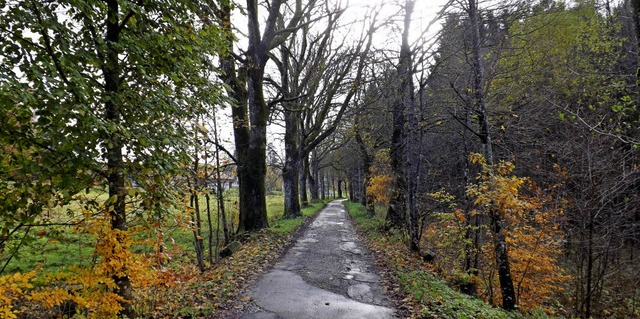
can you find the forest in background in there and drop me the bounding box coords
[1,0,639,318]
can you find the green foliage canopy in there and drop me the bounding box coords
[0,0,227,268]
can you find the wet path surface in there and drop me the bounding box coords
[242,200,396,319]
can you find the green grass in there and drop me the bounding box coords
[4,231,95,274]
[343,201,386,234]
[3,191,326,276]
[397,270,521,319]
[269,201,326,235]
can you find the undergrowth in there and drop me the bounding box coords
[345,201,545,319]
[10,198,327,318]
[134,200,327,318]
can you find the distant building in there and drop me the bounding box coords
[207,166,238,191]
[211,171,238,190]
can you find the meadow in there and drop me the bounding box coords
[3,188,290,275]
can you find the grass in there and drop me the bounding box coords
[2,190,320,275]
[10,192,331,318]
[396,270,520,319]
[269,201,325,235]
[2,188,109,274]
[4,231,95,274]
[344,201,550,319]
[134,197,330,318]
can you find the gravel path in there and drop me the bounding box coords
[241,200,397,319]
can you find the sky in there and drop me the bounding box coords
[342,0,454,45]
[217,0,456,156]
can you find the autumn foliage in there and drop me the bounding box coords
[366,149,394,206]
[367,175,394,206]
[424,154,569,313]
[0,209,162,319]
[0,271,36,319]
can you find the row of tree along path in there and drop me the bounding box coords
[241,200,396,319]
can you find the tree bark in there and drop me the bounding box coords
[469,0,494,165]
[320,172,326,200]
[400,0,420,252]
[349,179,355,201]
[584,210,594,318]
[222,0,312,232]
[237,43,270,231]
[212,109,230,245]
[354,112,377,216]
[224,0,289,233]
[217,1,256,232]
[283,103,302,217]
[491,210,517,310]
[300,155,310,207]
[280,41,303,218]
[386,0,416,231]
[309,150,320,202]
[103,0,133,315]
[468,0,514,309]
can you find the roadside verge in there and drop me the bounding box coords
[344,201,521,319]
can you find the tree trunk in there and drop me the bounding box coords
[103,0,133,315]
[468,0,514,309]
[320,171,326,200]
[349,179,355,201]
[491,211,516,310]
[223,0,273,233]
[584,211,595,318]
[309,150,320,202]
[332,177,336,198]
[190,190,206,272]
[337,179,343,198]
[212,109,230,245]
[358,167,367,207]
[400,0,420,252]
[461,104,478,296]
[237,54,270,231]
[206,193,214,264]
[469,0,494,165]
[283,104,302,218]
[190,136,205,271]
[300,155,309,207]
[386,0,416,231]
[218,0,251,233]
[355,130,375,216]
[281,41,303,218]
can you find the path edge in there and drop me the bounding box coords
[219,200,331,317]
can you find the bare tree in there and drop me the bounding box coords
[273,4,376,217]
[216,0,317,231]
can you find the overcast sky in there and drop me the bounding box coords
[217,0,455,155]
[342,0,453,46]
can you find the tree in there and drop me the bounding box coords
[273,3,375,218]
[276,8,337,218]
[467,154,569,312]
[386,0,415,232]
[460,0,516,310]
[421,0,517,309]
[382,0,423,253]
[490,2,640,316]
[216,0,317,232]
[1,0,224,315]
